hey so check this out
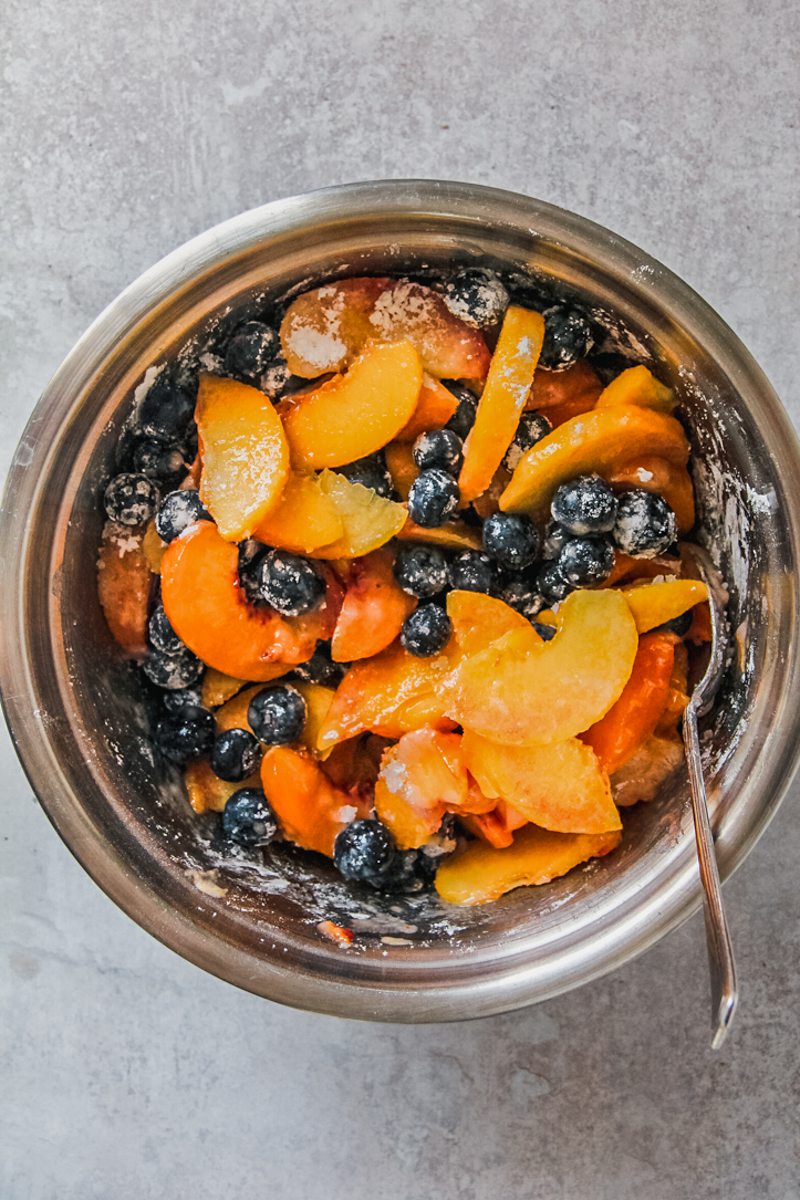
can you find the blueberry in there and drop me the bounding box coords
[375,848,433,894]
[221,787,278,848]
[532,621,557,642]
[499,577,545,620]
[142,645,204,690]
[148,605,184,656]
[447,550,496,594]
[551,475,617,535]
[261,356,291,400]
[256,550,326,616]
[223,321,279,383]
[248,684,307,745]
[443,384,479,439]
[155,489,210,542]
[393,544,448,599]
[540,304,594,371]
[482,512,539,571]
[658,609,693,637]
[292,642,345,687]
[412,429,464,475]
[138,372,196,444]
[211,728,261,782]
[335,453,394,498]
[613,489,677,557]
[154,704,214,764]
[237,538,269,603]
[103,472,159,526]
[162,685,203,713]
[536,561,572,604]
[333,819,397,886]
[442,268,509,329]
[400,603,452,657]
[407,468,460,528]
[542,520,570,560]
[502,411,552,472]
[557,536,615,586]
[132,439,187,490]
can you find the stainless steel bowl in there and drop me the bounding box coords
[2,180,799,1021]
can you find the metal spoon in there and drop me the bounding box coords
[680,544,738,1048]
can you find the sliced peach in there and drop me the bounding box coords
[450,589,639,745]
[331,548,416,662]
[295,682,336,752]
[260,746,360,857]
[161,522,340,677]
[500,406,690,519]
[396,373,459,442]
[97,521,152,659]
[322,733,390,795]
[543,389,600,429]
[253,470,344,554]
[312,471,407,558]
[397,517,482,551]
[612,735,684,807]
[623,578,708,634]
[595,365,675,413]
[459,306,546,502]
[184,758,262,814]
[470,467,511,520]
[201,668,247,709]
[526,361,603,410]
[656,641,690,735]
[280,278,491,381]
[435,825,622,906]
[462,730,620,834]
[609,456,695,532]
[280,341,422,469]
[446,589,532,656]
[384,440,418,500]
[606,549,684,587]
[142,520,167,573]
[375,728,468,849]
[459,802,529,849]
[196,374,289,541]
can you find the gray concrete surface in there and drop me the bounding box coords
[2,1,799,1196]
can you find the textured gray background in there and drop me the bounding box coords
[2,1,799,1197]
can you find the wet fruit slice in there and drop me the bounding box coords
[201,668,247,709]
[526,360,603,410]
[605,550,684,587]
[623,578,709,633]
[161,522,340,676]
[396,374,460,442]
[375,728,468,849]
[260,745,362,856]
[609,456,695,533]
[97,521,153,658]
[446,589,532,655]
[435,825,622,906]
[280,341,422,469]
[582,632,676,773]
[397,517,482,551]
[450,589,638,745]
[331,548,416,662]
[595,365,675,413]
[384,440,418,500]
[142,520,167,573]
[184,758,261,814]
[280,278,490,380]
[459,306,546,502]
[295,682,336,752]
[500,407,690,519]
[462,730,620,834]
[312,471,407,558]
[612,734,684,807]
[253,470,344,554]
[459,802,528,849]
[196,374,290,541]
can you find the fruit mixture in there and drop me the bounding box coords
[97,269,712,910]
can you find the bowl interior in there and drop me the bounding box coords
[5,184,800,1018]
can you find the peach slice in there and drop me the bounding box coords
[97,521,153,658]
[201,668,247,709]
[447,589,532,655]
[500,406,690,519]
[397,517,483,552]
[312,471,408,558]
[142,520,167,574]
[396,373,459,442]
[461,730,620,834]
[375,728,468,849]
[260,745,362,857]
[595,364,675,413]
[450,589,639,745]
[470,467,511,520]
[609,456,695,533]
[605,550,684,587]
[184,758,261,814]
[623,578,709,633]
[435,825,622,906]
[161,522,341,677]
[253,470,344,554]
[296,682,337,752]
[280,278,491,381]
[331,548,416,662]
[459,802,529,849]
[384,440,418,500]
[280,341,422,470]
[612,735,684,808]
[526,360,603,410]
[196,374,290,541]
[458,306,546,502]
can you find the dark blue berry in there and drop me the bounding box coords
[154,704,214,764]
[155,489,210,542]
[132,439,187,490]
[442,268,509,329]
[400,603,452,657]
[292,642,345,686]
[407,468,460,528]
[551,475,617,535]
[211,728,261,782]
[447,550,496,594]
[148,605,184,656]
[536,561,572,604]
[335,454,394,498]
[142,645,204,690]
[222,788,278,848]
[162,685,203,713]
[658,609,693,637]
[393,544,448,599]
[499,577,545,620]
[502,411,552,471]
[375,848,433,894]
[532,621,557,642]
[613,489,677,556]
[540,305,594,371]
[256,550,325,616]
[138,373,196,444]
[248,684,307,745]
[482,512,539,571]
[557,536,614,586]
[333,819,397,886]
[443,384,479,439]
[412,429,464,475]
[542,520,569,560]
[223,321,279,383]
[103,473,158,526]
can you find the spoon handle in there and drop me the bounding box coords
[683,703,738,1049]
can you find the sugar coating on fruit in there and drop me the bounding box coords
[287,327,347,371]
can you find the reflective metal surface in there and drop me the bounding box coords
[2,180,800,1021]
